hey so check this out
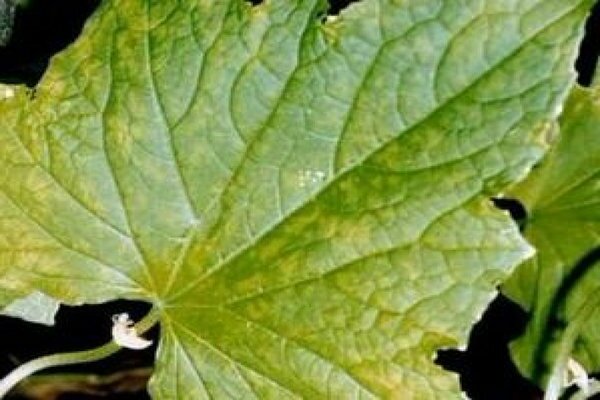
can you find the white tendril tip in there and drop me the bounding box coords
[111,313,153,350]
[566,358,591,395]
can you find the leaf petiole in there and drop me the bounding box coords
[543,294,600,400]
[0,305,160,398]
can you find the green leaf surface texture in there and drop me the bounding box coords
[1,290,59,325]
[502,68,600,388]
[0,0,592,398]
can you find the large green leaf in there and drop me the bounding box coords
[502,68,600,394]
[0,0,592,397]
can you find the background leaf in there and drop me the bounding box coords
[1,290,59,325]
[0,0,593,397]
[502,67,600,390]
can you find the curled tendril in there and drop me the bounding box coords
[111,312,153,350]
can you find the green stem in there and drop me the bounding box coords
[544,295,600,400]
[0,306,161,398]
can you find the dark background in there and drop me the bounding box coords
[0,0,598,399]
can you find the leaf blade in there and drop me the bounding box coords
[503,69,600,388]
[0,0,593,398]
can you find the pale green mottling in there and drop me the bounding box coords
[0,0,593,398]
